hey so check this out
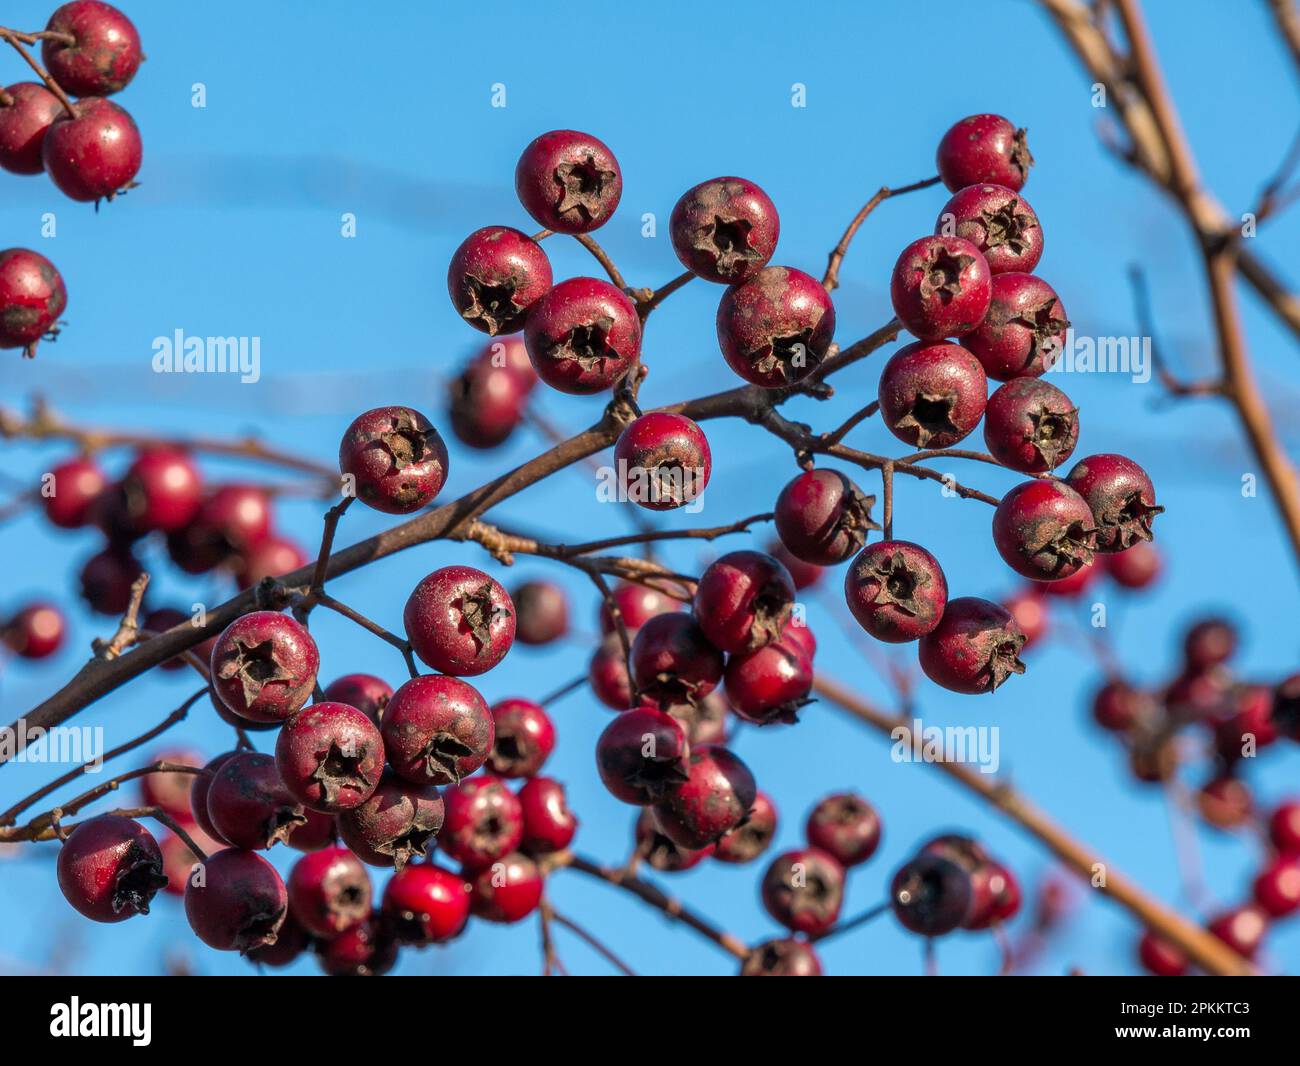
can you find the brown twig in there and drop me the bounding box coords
[0,28,76,118]
[637,271,695,318]
[548,908,638,975]
[823,175,942,292]
[572,234,628,290]
[92,573,149,660]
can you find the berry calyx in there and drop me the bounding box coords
[844,540,948,643]
[404,565,515,676]
[447,226,553,336]
[613,412,712,510]
[440,775,524,870]
[1065,453,1163,552]
[338,406,449,514]
[184,848,288,954]
[57,815,167,923]
[596,706,690,805]
[965,272,1069,380]
[337,770,444,870]
[629,612,725,708]
[889,235,992,340]
[0,248,67,357]
[382,863,470,945]
[210,611,320,724]
[716,266,835,388]
[774,468,879,566]
[936,114,1033,192]
[983,377,1079,472]
[693,550,795,654]
[286,846,372,939]
[205,751,307,850]
[0,82,62,175]
[275,701,385,813]
[936,184,1042,275]
[380,674,493,786]
[992,479,1098,581]
[878,340,987,448]
[653,745,757,849]
[42,97,143,203]
[487,698,556,779]
[760,847,846,937]
[42,2,143,96]
[515,129,622,234]
[670,176,780,283]
[918,596,1026,695]
[523,276,641,394]
[805,793,882,867]
[635,809,714,872]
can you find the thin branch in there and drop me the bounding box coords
[548,908,638,975]
[572,234,628,290]
[637,271,695,318]
[0,29,76,117]
[824,175,942,292]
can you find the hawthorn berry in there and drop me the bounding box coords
[1104,541,1162,590]
[42,2,143,96]
[138,749,202,822]
[382,863,470,945]
[918,596,1026,695]
[42,97,143,203]
[380,674,493,786]
[965,273,1069,381]
[448,337,535,447]
[287,846,372,939]
[247,913,310,968]
[1271,675,1300,741]
[78,547,143,614]
[337,770,444,870]
[844,540,948,643]
[1137,930,1189,977]
[877,340,987,448]
[290,809,337,854]
[467,852,544,923]
[57,815,167,923]
[1036,556,1099,599]
[1214,685,1280,754]
[1164,670,1228,724]
[760,847,845,937]
[714,790,778,864]
[158,827,221,898]
[613,412,712,510]
[210,611,319,724]
[890,235,991,340]
[1183,617,1237,673]
[322,673,393,724]
[589,634,636,710]
[447,226,552,336]
[317,915,399,977]
[2,602,66,659]
[670,176,779,283]
[770,539,824,590]
[190,752,237,845]
[517,776,578,854]
[1196,776,1253,829]
[42,455,106,528]
[667,691,730,746]
[232,533,308,589]
[185,848,288,953]
[716,265,835,388]
[511,579,569,645]
[806,793,882,867]
[515,129,622,233]
[120,446,203,533]
[1206,904,1268,958]
[338,406,449,514]
[741,938,823,977]
[890,852,973,935]
[487,698,555,779]
[1002,587,1048,649]
[630,612,725,708]
[964,861,1021,930]
[694,550,794,654]
[0,247,67,357]
[0,83,62,174]
[653,745,756,849]
[1065,453,1163,552]
[167,484,272,573]
[983,377,1078,473]
[275,702,384,813]
[936,184,1042,275]
[206,752,307,851]
[992,479,1097,582]
[1091,679,1153,732]
[774,468,879,566]
[599,580,679,634]
[596,706,689,805]
[635,809,715,872]
[524,276,641,394]
[1269,801,1300,855]
[936,114,1033,192]
[404,565,515,676]
[723,630,814,725]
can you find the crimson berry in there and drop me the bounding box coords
[1272,675,1300,741]
[1064,453,1163,552]
[714,790,778,864]
[404,565,515,676]
[0,83,61,174]
[337,770,444,870]
[467,852,543,923]
[1002,587,1048,649]
[844,539,948,643]
[741,938,823,977]
[518,776,578,854]
[190,752,236,845]
[992,479,1097,582]
[42,455,106,528]
[596,706,689,805]
[589,634,635,710]
[338,406,449,514]
[890,235,991,341]
[382,864,470,945]
[1206,904,1268,958]
[57,815,166,923]
[724,631,813,725]
[290,809,337,853]
[936,114,1033,192]
[774,468,879,566]
[694,550,794,654]
[210,611,319,724]
[1183,617,1237,673]
[760,847,845,937]
[318,915,399,977]
[716,265,835,388]
[322,673,393,725]
[965,272,1069,381]
[613,412,712,510]
[877,340,987,448]
[983,377,1078,472]
[78,547,143,614]
[1092,679,1152,732]
[1196,776,1253,829]
[3,602,66,659]
[206,752,307,850]
[1269,801,1300,855]
[0,247,66,357]
[512,580,569,645]
[1215,685,1280,754]
[209,683,276,735]
[1036,556,1100,599]
[1104,541,1162,590]
[138,749,202,822]
[670,176,779,283]
[487,698,555,779]
[1138,930,1189,977]
[630,612,725,708]
[936,184,1042,275]
[42,2,143,96]
[805,793,882,867]
[963,858,1021,931]
[185,848,288,955]
[233,533,308,589]
[447,226,553,336]
[524,276,641,394]
[42,97,142,203]
[287,846,372,939]
[653,745,756,849]
[919,596,1026,695]
[120,446,203,533]
[381,674,493,786]
[275,702,384,813]
[599,580,679,634]
[770,539,823,590]
[890,852,973,936]
[447,337,534,447]
[515,129,621,234]
[168,484,272,570]
[247,913,310,968]
[635,809,715,872]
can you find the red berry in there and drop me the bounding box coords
[653,745,756,849]
[159,827,222,897]
[337,770,444,870]
[936,184,1042,275]
[0,247,67,357]
[322,673,393,725]
[890,852,973,935]
[1104,541,1162,590]
[1271,675,1300,741]
[120,446,203,533]
[511,579,569,645]
[877,340,987,447]
[761,847,845,937]
[487,698,556,779]
[774,468,879,566]
[1196,776,1253,829]
[890,235,991,341]
[596,706,689,805]
[613,412,712,510]
[246,912,310,967]
[1215,685,1280,755]
[57,815,166,923]
[1065,453,1163,552]
[78,547,143,614]
[769,539,823,589]
[844,540,948,643]
[919,596,1026,695]
[635,809,714,872]
[382,864,469,945]
[190,752,237,845]
[1036,556,1099,599]
[287,846,372,939]
[975,861,1022,928]
[447,337,535,447]
[289,808,336,853]
[42,2,143,96]
[983,377,1078,472]
[447,226,553,336]
[670,176,779,283]
[0,82,62,174]
[630,612,725,708]
[599,580,679,634]
[1183,617,1237,673]
[316,914,398,976]
[589,634,635,710]
[524,276,641,394]
[965,272,1069,381]
[467,852,543,923]
[1270,801,1300,855]
[741,938,823,976]
[233,533,308,589]
[138,748,202,821]
[1206,904,1268,958]
[805,793,881,867]
[185,848,288,953]
[992,479,1097,582]
[338,406,449,514]
[1091,679,1152,732]
[381,674,493,786]
[1002,587,1048,650]
[42,455,106,528]
[1138,930,1189,976]
[714,790,778,864]
[275,702,385,813]
[210,611,319,724]
[3,601,66,659]
[404,565,515,676]
[515,129,622,234]
[517,776,578,854]
[694,550,794,654]
[724,631,814,725]
[716,265,835,388]
[179,484,273,568]
[42,97,142,203]
[205,751,307,851]
[937,114,1033,192]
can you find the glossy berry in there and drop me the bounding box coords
[78,547,143,614]
[0,248,66,357]
[467,852,544,923]
[774,469,879,566]
[515,129,621,233]
[233,533,308,589]
[1138,930,1189,977]
[1183,617,1237,673]
[42,97,142,203]
[992,479,1097,581]
[524,276,641,394]
[511,579,569,645]
[1092,679,1152,732]
[1066,454,1162,552]
[448,337,535,447]
[716,265,835,388]
[517,776,578,854]
[653,745,756,849]
[184,848,288,953]
[878,340,987,448]
[714,790,778,864]
[338,406,449,514]
[337,770,444,870]
[965,272,1069,381]
[404,565,514,676]
[1002,587,1048,650]
[120,446,203,533]
[317,915,398,976]
[57,815,166,923]
[1196,776,1253,829]
[890,235,991,341]
[42,455,106,528]
[190,752,237,845]
[599,580,679,634]
[1206,904,1268,959]
[936,184,1042,275]
[760,847,845,937]
[1269,801,1300,855]
[770,539,823,590]
[589,634,635,710]
[42,2,143,96]
[806,793,882,867]
[289,808,336,854]
[447,226,552,336]
[670,176,779,283]
[287,847,372,939]
[596,706,689,805]
[964,860,1022,931]
[487,698,555,779]
[381,674,493,786]
[635,809,714,872]
[936,114,1033,192]
[741,938,823,977]
[613,412,712,510]
[210,611,319,724]
[206,752,306,851]
[0,82,62,174]
[845,540,948,643]
[1104,541,1162,590]
[382,864,470,945]
[724,631,814,725]
[694,550,794,654]
[919,596,1026,695]
[3,602,66,659]
[983,377,1078,472]
[890,852,973,935]
[322,673,393,725]
[630,612,725,708]
[275,702,384,813]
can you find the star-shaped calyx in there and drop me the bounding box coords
[418,731,475,784]
[837,484,882,549]
[217,637,292,711]
[260,804,308,849]
[896,390,960,448]
[459,272,522,335]
[921,248,975,305]
[754,327,818,382]
[1009,128,1035,183]
[457,582,508,655]
[701,214,760,276]
[112,854,169,917]
[309,740,377,807]
[376,410,435,475]
[1106,493,1166,549]
[981,633,1027,693]
[547,316,616,373]
[868,550,933,616]
[979,200,1037,256]
[625,749,690,801]
[748,583,795,649]
[1024,404,1078,469]
[554,154,617,222]
[1030,518,1097,576]
[1012,297,1071,368]
[233,904,288,956]
[380,824,437,872]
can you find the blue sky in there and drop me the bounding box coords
[1,0,1297,975]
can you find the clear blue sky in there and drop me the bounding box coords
[1,0,1297,975]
